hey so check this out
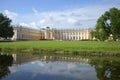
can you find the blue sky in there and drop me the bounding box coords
[0,0,120,29]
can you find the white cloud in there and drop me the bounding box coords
[67,18,78,25]
[19,22,29,27]
[4,10,18,19]
[32,8,38,13]
[36,6,109,28]
[11,5,120,29]
[32,8,38,15]
[39,19,46,24]
[19,22,38,29]
[29,22,37,28]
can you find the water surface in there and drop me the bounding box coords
[0,53,120,80]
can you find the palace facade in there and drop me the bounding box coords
[11,26,92,40]
[53,29,91,40]
[11,26,45,40]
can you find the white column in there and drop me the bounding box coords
[81,33,82,39]
[75,32,77,40]
[45,30,48,39]
[50,32,52,39]
[72,32,73,40]
[69,32,70,40]
[66,32,68,40]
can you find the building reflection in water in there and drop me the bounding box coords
[0,53,120,80]
[12,54,90,65]
[12,54,39,65]
[39,56,89,64]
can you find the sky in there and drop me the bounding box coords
[0,0,120,29]
[9,60,96,80]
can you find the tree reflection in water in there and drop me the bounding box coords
[0,54,13,79]
[90,58,120,80]
[0,53,120,80]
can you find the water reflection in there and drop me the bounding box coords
[12,54,39,65]
[0,53,120,80]
[0,54,13,79]
[90,58,120,80]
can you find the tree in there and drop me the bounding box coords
[0,13,14,39]
[110,8,120,40]
[92,7,120,41]
[90,29,97,40]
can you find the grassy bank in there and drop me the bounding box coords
[0,41,120,54]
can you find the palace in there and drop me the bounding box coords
[11,25,92,40]
[11,26,45,40]
[52,29,91,40]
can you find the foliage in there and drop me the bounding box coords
[90,29,97,40]
[0,13,14,39]
[91,7,120,41]
[110,8,120,40]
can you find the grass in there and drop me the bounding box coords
[0,40,120,53]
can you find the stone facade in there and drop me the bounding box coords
[53,29,91,40]
[11,26,45,40]
[11,26,91,40]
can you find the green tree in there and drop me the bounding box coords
[0,13,14,39]
[90,29,97,40]
[109,8,120,40]
[95,13,111,41]
[93,7,120,41]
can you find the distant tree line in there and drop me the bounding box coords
[91,7,120,41]
[0,13,14,40]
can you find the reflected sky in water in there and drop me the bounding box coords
[6,60,97,80]
[1,53,120,80]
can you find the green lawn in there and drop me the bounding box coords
[0,41,120,53]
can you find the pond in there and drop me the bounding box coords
[0,53,120,80]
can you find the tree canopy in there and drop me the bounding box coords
[91,7,120,41]
[0,13,14,39]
